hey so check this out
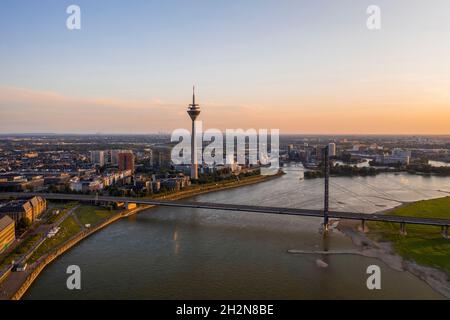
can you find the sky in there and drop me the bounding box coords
[1,0,450,134]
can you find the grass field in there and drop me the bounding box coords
[27,205,115,263]
[0,234,42,269]
[75,205,116,226]
[46,201,79,224]
[369,196,450,276]
[29,216,81,263]
[0,202,78,270]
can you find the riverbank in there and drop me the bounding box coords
[2,172,282,300]
[336,198,450,299]
[8,205,147,300]
[303,162,450,179]
[368,197,450,276]
[154,172,283,201]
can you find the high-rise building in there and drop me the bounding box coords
[287,144,294,155]
[151,145,172,169]
[187,86,201,179]
[90,151,105,166]
[328,143,336,157]
[110,149,132,165]
[118,152,135,173]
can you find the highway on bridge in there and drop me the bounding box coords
[1,192,450,228]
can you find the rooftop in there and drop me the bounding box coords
[0,215,14,230]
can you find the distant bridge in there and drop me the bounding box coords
[0,192,449,238]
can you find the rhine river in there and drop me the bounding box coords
[25,165,450,299]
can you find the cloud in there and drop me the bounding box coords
[0,86,258,133]
[0,86,171,110]
[0,86,181,133]
[2,86,449,134]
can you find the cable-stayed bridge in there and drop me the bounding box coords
[0,191,449,238]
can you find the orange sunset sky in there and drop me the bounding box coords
[1,1,450,134]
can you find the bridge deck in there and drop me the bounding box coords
[1,192,449,227]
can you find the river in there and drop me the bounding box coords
[24,165,450,299]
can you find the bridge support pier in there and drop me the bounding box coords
[442,226,449,240]
[400,222,407,236]
[361,219,367,233]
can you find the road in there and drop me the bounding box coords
[0,204,80,300]
[1,192,450,227]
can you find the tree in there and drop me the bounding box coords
[18,217,32,229]
[47,185,58,193]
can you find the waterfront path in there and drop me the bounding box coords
[0,205,80,300]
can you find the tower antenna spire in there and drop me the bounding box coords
[190,85,198,108]
[187,86,201,180]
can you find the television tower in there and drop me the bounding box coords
[187,86,201,179]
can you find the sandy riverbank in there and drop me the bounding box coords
[288,219,449,298]
[336,219,450,299]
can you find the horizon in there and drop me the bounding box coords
[2,132,450,137]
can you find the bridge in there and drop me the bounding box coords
[1,191,449,238]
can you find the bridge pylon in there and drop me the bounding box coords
[323,146,330,233]
[442,226,449,239]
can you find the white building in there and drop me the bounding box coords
[392,148,412,158]
[375,149,410,165]
[90,151,105,166]
[226,154,241,173]
[328,143,336,157]
[69,177,104,192]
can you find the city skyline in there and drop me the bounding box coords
[1,0,450,134]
